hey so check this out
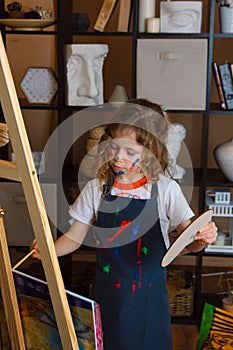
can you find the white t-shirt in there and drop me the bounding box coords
[68,174,194,249]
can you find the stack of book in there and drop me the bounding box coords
[213,61,233,110]
[94,0,132,32]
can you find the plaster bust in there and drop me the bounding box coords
[165,122,186,180]
[65,44,109,106]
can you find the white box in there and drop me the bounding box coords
[137,39,207,110]
[0,183,57,246]
[160,1,203,33]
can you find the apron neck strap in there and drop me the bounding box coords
[103,176,158,198]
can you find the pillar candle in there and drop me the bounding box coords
[146,17,160,33]
[138,0,156,33]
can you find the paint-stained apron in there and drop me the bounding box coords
[94,182,172,350]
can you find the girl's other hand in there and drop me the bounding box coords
[30,238,41,260]
[195,221,218,245]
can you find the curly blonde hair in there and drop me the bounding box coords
[96,99,169,187]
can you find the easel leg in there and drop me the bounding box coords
[0,210,25,349]
[0,31,79,349]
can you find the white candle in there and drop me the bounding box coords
[138,0,156,33]
[214,232,225,246]
[146,17,160,33]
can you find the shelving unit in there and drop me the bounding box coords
[59,0,233,324]
[0,0,58,246]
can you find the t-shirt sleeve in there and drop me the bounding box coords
[167,180,194,230]
[68,180,101,225]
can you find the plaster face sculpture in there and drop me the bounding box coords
[65,44,109,106]
[165,122,186,180]
[160,1,203,33]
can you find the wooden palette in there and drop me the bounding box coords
[161,210,213,267]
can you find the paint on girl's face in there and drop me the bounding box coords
[130,158,140,171]
[117,170,124,175]
[122,140,129,145]
[115,156,120,160]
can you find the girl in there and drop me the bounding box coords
[31,99,217,350]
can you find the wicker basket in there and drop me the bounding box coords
[169,287,194,317]
[167,268,194,317]
[0,294,11,349]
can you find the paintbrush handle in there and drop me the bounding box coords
[12,249,35,270]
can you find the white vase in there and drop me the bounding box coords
[108,85,128,102]
[214,138,233,182]
[138,0,156,32]
[220,7,233,33]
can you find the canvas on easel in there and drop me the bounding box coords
[12,270,103,350]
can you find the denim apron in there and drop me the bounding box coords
[93,179,172,350]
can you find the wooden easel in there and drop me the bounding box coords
[0,32,80,349]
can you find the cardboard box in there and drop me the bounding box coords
[137,39,207,110]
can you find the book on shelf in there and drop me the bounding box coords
[212,62,227,110]
[230,63,233,81]
[117,0,131,32]
[218,62,233,110]
[94,0,118,32]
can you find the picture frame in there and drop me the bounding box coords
[20,67,58,104]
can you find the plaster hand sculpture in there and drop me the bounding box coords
[65,44,109,106]
[165,122,186,180]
